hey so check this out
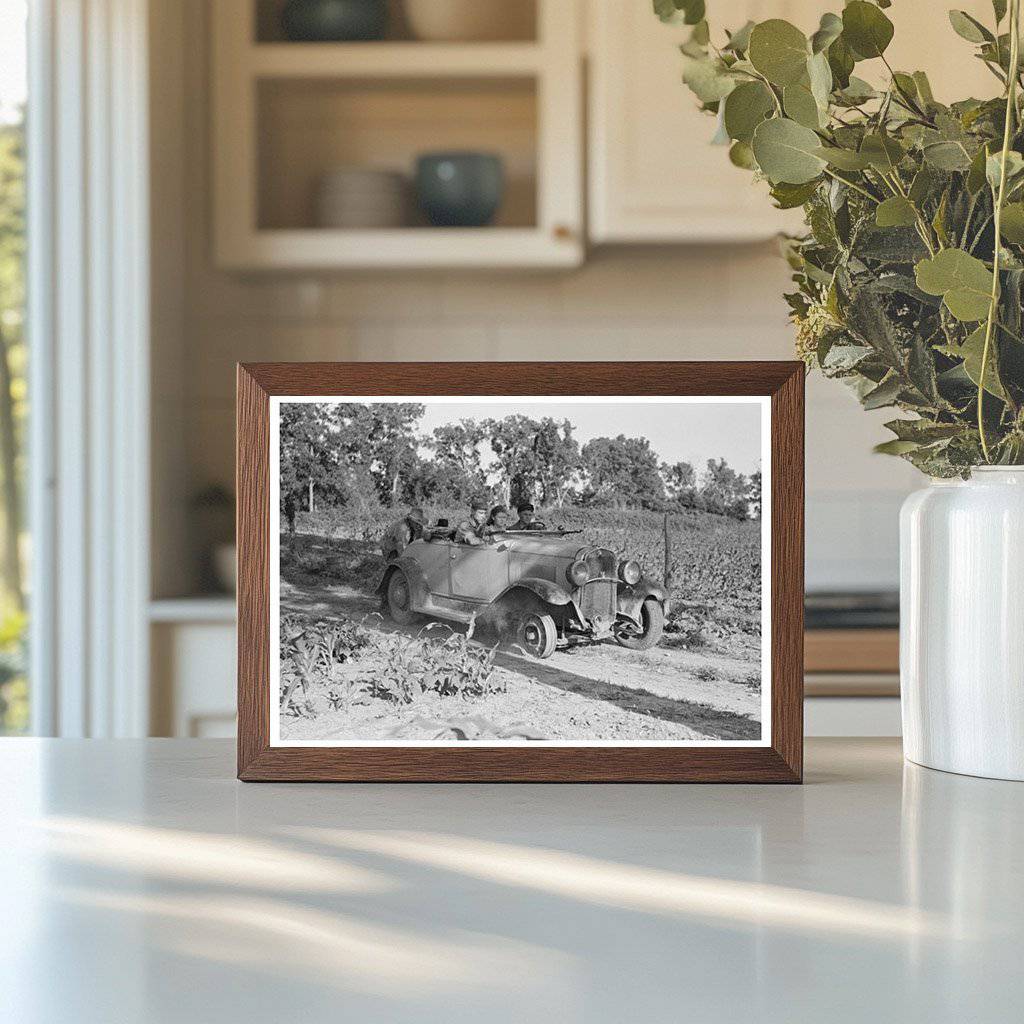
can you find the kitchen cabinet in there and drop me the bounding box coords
[211,0,584,269]
[587,0,999,244]
[587,1,810,243]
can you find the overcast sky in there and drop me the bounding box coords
[414,399,763,476]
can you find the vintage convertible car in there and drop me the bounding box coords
[378,530,668,658]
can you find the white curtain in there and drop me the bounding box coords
[28,0,150,736]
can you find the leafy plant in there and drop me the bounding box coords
[660,0,1024,474]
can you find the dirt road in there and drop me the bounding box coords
[278,575,763,743]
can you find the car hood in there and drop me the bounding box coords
[498,534,587,559]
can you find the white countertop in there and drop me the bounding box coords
[1,738,1021,1023]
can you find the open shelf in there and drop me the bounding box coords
[257,76,537,232]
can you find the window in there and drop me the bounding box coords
[0,0,28,734]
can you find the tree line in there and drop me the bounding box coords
[280,403,761,521]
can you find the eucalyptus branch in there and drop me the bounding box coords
[979,0,1021,462]
[822,167,880,204]
[749,68,783,116]
[880,54,930,121]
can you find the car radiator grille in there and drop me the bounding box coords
[579,580,616,622]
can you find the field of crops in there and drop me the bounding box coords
[278,610,517,730]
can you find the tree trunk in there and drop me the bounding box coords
[0,326,22,609]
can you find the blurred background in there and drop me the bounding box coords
[0,0,999,740]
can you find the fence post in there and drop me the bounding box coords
[663,512,673,590]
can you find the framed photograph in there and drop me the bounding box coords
[237,362,804,782]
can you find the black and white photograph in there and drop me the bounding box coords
[270,396,770,746]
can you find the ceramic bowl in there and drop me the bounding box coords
[415,152,505,228]
[403,0,534,42]
[315,168,409,228]
[281,0,388,42]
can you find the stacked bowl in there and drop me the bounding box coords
[314,167,409,229]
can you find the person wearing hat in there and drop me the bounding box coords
[511,501,546,531]
[380,505,427,560]
[455,496,491,545]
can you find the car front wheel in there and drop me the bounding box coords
[516,610,557,659]
[386,569,418,626]
[614,599,665,651]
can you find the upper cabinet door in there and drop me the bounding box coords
[587,1,1002,245]
[588,1,811,243]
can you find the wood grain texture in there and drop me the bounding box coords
[236,366,270,777]
[236,361,805,783]
[805,629,899,675]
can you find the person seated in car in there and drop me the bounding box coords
[380,506,426,560]
[485,505,511,536]
[455,496,491,546]
[511,502,546,531]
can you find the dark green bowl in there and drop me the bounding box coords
[281,0,388,42]
[415,152,505,228]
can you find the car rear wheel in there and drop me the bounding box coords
[614,598,665,651]
[516,610,557,659]
[386,569,418,626]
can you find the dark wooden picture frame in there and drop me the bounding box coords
[237,362,804,782]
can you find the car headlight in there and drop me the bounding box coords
[619,559,641,585]
[566,560,589,587]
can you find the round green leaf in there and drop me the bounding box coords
[860,133,905,172]
[924,141,973,171]
[967,143,994,194]
[654,0,705,25]
[842,1,894,59]
[811,12,843,54]
[914,249,994,322]
[814,145,871,170]
[875,196,918,228]
[999,202,1024,243]
[681,55,736,103]
[723,81,775,143]
[948,10,993,44]
[986,150,1024,189]
[729,140,758,170]
[958,325,1006,398]
[828,35,855,88]
[748,19,810,86]
[783,83,821,129]
[752,117,827,184]
[724,20,755,54]
[836,76,877,105]
[770,179,820,209]
[807,51,833,109]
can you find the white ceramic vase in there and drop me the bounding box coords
[900,467,1024,780]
